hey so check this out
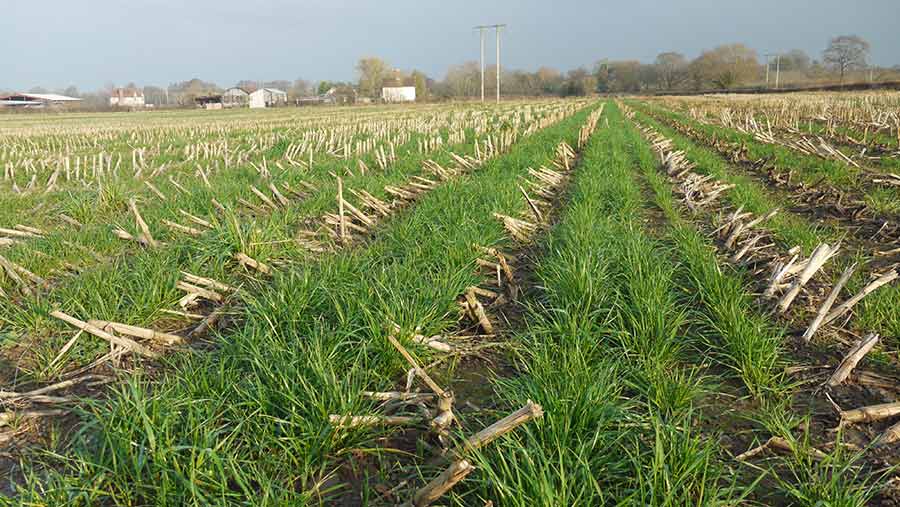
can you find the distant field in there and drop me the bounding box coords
[2,94,900,505]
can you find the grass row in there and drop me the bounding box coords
[635,100,900,216]
[458,103,750,506]
[628,102,830,250]
[629,103,900,345]
[625,106,886,507]
[443,101,880,505]
[0,99,577,283]
[639,107,885,507]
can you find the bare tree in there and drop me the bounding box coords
[779,49,811,72]
[236,80,260,93]
[561,68,597,96]
[535,67,563,94]
[291,78,311,97]
[655,52,687,90]
[824,35,870,82]
[143,86,166,106]
[443,61,480,98]
[690,44,760,89]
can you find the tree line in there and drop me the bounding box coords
[5,34,892,107]
[334,35,890,99]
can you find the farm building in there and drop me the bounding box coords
[222,87,249,107]
[321,86,357,105]
[195,95,224,110]
[109,88,145,108]
[249,88,288,108]
[0,92,82,108]
[382,86,416,103]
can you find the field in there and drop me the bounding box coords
[1,93,900,506]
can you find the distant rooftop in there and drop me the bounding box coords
[0,92,82,102]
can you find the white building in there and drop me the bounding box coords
[0,92,82,108]
[249,88,288,109]
[110,88,145,108]
[222,87,249,107]
[382,86,416,103]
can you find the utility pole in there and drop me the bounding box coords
[774,54,781,90]
[764,54,772,87]
[474,24,506,103]
[496,25,502,103]
[476,26,486,102]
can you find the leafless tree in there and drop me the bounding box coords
[443,61,480,98]
[690,44,760,89]
[824,35,870,82]
[655,52,687,90]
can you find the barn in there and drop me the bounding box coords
[195,95,224,110]
[382,86,416,103]
[249,88,288,108]
[0,92,82,108]
[222,87,249,107]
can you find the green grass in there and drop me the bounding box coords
[622,106,891,506]
[5,103,596,506]
[462,103,746,506]
[628,101,900,350]
[0,103,542,294]
[3,99,895,506]
[628,103,831,253]
[634,100,900,216]
[1,102,587,380]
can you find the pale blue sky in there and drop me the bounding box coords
[2,0,898,91]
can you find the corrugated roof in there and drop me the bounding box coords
[2,93,82,102]
[250,88,287,95]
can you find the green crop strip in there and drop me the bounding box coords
[627,103,900,351]
[634,101,900,216]
[622,110,888,506]
[460,103,749,506]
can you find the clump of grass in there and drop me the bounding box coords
[775,435,887,507]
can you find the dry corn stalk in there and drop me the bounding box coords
[823,270,898,326]
[839,400,900,427]
[234,253,271,274]
[51,311,159,359]
[464,288,494,334]
[410,460,473,507]
[87,320,183,346]
[826,333,879,387]
[493,213,536,242]
[128,198,158,248]
[802,262,857,342]
[777,243,839,313]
